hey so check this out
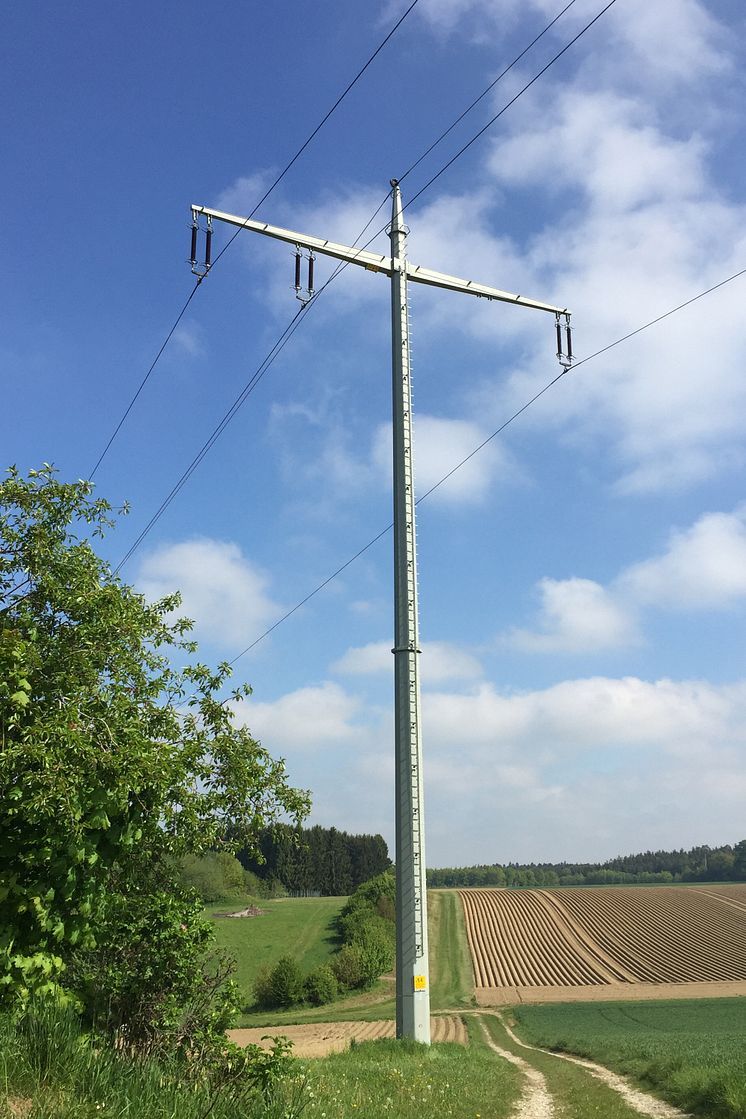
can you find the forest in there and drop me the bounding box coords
[427,839,746,888]
[238,824,392,896]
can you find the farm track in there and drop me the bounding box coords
[459,885,746,999]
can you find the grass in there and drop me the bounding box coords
[0,1005,301,1119]
[428,889,474,1011]
[0,1005,521,1119]
[207,894,345,1011]
[295,1020,521,1119]
[512,997,746,1119]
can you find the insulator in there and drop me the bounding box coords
[307,253,315,294]
[204,227,212,268]
[566,322,573,360]
[294,250,302,291]
[555,319,563,357]
[190,222,198,265]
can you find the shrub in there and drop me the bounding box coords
[352,922,395,985]
[303,965,338,1006]
[255,956,305,1009]
[331,945,367,991]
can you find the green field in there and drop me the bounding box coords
[512,997,746,1119]
[208,895,345,1010]
[428,889,474,1011]
[214,887,475,1026]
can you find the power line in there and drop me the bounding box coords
[113,195,394,573]
[404,0,617,210]
[398,0,578,184]
[87,0,420,480]
[295,0,618,270]
[113,304,309,574]
[112,0,619,568]
[227,264,746,664]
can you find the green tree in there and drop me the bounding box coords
[0,466,309,1050]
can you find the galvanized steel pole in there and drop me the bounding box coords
[189,191,571,1047]
[389,180,430,1043]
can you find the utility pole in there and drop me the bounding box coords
[190,185,572,1044]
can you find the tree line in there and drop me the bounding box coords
[427,840,746,888]
[238,824,391,896]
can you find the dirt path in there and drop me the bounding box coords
[496,1012,690,1119]
[478,1018,554,1118]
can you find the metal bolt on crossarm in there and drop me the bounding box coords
[189,187,571,1044]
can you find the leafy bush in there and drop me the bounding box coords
[0,466,309,1061]
[181,852,249,903]
[254,956,305,1009]
[334,869,396,990]
[331,945,367,991]
[303,964,338,1006]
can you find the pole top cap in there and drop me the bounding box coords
[390,178,400,188]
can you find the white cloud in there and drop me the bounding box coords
[170,324,204,359]
[423,675,745,758]
[503,506,746,653]
[483,78,746,494]
[418,673,746,861]
[405,0,727,85]
[507,576,638,653]
[237,681,364,752]
[332,639,483,683]
[136,538,279,649]
[621,509,746,609]
[373,413,513,504]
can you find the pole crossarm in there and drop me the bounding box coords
[191,204,570,317]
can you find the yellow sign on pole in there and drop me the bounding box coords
[413,975,427,991]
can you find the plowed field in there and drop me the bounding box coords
[460,885,746,1004]
[228,1014,467,1057]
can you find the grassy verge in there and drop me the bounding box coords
[512,997,746,1119]
[0,1006,301,1119]
[429,889,474,1011]
[208,895,345,1010]
[296,1020,520,1119]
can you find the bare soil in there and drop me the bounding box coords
[460,885,746,999]
[228,1014,467,1057]
[475,979,746,1005]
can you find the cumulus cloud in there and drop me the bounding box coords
[507,576,638,653]
[332,639,483,683]
[136,538,279,649]
[233,671,746,864]
[373,413,514,504]
[236,681,364,752]
[504,506,746,653]
[621,509,746,609]
[419,672,746,860]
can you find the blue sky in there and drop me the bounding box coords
[5,0,746,865]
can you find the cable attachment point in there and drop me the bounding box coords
[555,312,573,369]
[189,209,213,278]
[294,245,315,305]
